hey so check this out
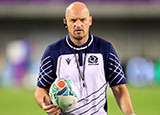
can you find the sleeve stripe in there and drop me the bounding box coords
[109,57,119,65]
[41,56,50,64]
[38,55,55,87]
[108,62,121,69]
[116,75,126,84]
[108,67,123,77]
[108,52,126,85]
[39,80,46,87]
[41,60,51,69]
[40,76,52,85]
[108,62,121,79]
[39,70,53,81]
[110,68,123,84]
[38,70,53,87]
[108,67,112,70]
[110,53,119,60]
[39,65,52,75]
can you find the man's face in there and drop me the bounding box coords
[66,8,92,40]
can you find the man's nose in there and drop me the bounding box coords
[75,20,82,27]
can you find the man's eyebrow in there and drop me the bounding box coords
[69,17,86,21]
[70,18,77,20]
[80,17,86,19]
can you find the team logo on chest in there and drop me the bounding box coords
[65,58,71,65]
[88,55,99,65]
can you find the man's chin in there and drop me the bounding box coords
[70,32,87,41]
[73,34,84,40]
[74,36,83,41]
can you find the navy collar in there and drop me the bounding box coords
[66,33,93,50]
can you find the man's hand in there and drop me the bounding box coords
[42,96,61,115]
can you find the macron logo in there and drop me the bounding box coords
[65,58,71,65]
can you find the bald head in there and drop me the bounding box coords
[64,2,92,46]
[65,2,90,19]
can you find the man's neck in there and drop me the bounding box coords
[70,34,89,47]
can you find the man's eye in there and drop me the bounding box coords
[80,19,85,22]
[71,19,76,22]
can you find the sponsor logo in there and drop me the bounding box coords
[88,55,99,65]
[65,58,71,65]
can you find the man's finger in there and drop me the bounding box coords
[46,107,60,115]
[43,104,55,111]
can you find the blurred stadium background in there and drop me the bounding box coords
[0,0,160,115]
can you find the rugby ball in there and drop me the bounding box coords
[49,78,79,110]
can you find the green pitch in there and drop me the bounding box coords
[107,85,160,115]
[0,85,160,115]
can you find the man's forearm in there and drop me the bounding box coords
[111,84,135,115]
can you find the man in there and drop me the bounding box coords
[35,1,135,115]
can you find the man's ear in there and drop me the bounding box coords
[89,16,92,26]
[63,18,67,28]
